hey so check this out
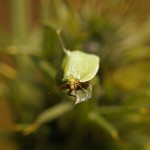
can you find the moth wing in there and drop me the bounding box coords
[62,51,100,82]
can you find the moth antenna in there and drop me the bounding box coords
[48,88,56,95]
[48,82,69,95]
[56,30,70,54]
[58,82,70,89]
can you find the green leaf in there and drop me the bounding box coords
[22,102,73,135]
[88,111,120,141]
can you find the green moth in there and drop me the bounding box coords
[56,30,100,104]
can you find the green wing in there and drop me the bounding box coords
[62,51,100,82]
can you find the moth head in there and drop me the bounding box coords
[68,79,78,90]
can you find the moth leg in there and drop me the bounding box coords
[67,89,76,97]
[78,84,87,93]
[67,90,80,105]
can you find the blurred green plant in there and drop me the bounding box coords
[0,0,150,150]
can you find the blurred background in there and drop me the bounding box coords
[0,0,150,150]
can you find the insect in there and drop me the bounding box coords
[56,30,100,104]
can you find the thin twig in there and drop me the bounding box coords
[56,30,70,54]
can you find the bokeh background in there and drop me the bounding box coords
[0,0,150,150]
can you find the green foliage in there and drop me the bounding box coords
[0,0,150,150]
